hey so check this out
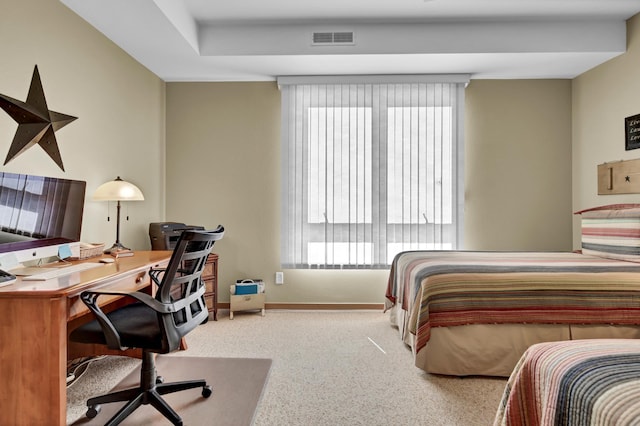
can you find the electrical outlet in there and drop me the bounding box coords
[275,271,284,285]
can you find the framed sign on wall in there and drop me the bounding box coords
[625,113,640,150]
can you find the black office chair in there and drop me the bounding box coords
[69,226,224,426]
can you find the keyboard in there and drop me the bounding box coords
[22,262,103,281]
[0,269,16,287]
[10,266,60,276]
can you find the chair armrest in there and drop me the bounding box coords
[149,267,166,287]
[79,290,177,350]
[82,290,176,313]
[80,290,126,350]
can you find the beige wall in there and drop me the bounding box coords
[0,0,165,250]
[572,14,640,247]
[166,80,574,304]
[465,80,573,251]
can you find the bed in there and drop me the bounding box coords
[494,339,640,425]
[384,204,640,377]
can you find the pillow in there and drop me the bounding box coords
[575,204,640,262]
[574,204,640,215]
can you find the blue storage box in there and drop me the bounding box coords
[235,284,258,295]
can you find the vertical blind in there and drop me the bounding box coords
[279,76,466,269]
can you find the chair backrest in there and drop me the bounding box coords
[157,225,224,352]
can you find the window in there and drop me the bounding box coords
[279,76,466,269]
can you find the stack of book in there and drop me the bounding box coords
[109,248,134,258]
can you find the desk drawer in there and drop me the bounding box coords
[205,292,215,310]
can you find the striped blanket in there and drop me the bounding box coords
[495,339,640,425]
[384,251,640,355]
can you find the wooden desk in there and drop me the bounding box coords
[0,251,171,426]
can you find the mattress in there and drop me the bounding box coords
[385,250,640,376]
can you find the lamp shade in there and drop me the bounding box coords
[93,176,144,201]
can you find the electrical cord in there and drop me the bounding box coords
[66,355,106,387]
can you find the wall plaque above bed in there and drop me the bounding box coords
[626,113,640,150]
[597,158,640,194]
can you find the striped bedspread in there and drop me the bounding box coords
[495,339,640,425]
[384,251,640,355]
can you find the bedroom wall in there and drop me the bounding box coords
[166,79,573,305]
[465,80,573,251]
[0,0,166,250]
[572,13,640,248]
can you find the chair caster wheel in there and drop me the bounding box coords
[156,376,164,384]
[202,385,213,398]
[87,405,101,418]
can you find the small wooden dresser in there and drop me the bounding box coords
[203,253,219,320]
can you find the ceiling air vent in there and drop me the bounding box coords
[312,31,355,46]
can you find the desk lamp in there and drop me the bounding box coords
[93,176,144,254]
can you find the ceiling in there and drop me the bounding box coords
[60,0,640,82]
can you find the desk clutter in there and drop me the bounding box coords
[229,279,265,320]
[77,243,105,259]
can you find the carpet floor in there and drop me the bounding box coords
[67,311,508,425]
[70,356,271,425]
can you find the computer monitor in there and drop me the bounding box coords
[0,172,86,264]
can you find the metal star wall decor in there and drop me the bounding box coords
[0,65,77,171]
